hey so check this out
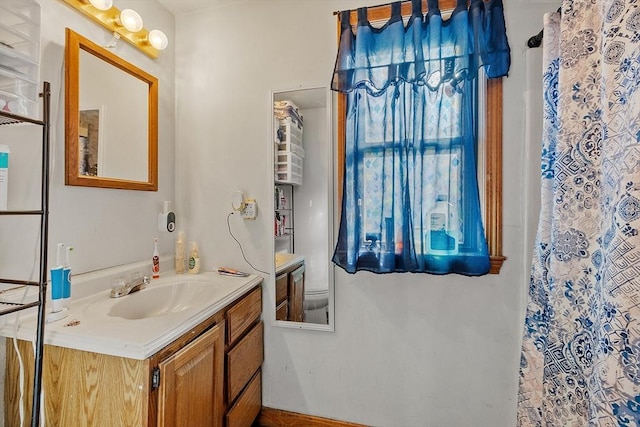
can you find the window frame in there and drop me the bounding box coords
[335,0,506,273]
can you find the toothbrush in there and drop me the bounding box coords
[217,267,249,277]
[63,246,73,302]
[152,237,160,278]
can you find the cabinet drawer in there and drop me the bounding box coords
[275,272,288,305]
[226,370,261,427]
[226,286,261,346]
[276,301,288,321]
[227,321,263,403]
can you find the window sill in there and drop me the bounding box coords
[489,255,507,274]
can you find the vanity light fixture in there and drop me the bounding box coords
[59,0,167,58]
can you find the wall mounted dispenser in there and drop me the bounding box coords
[158,201,175,232]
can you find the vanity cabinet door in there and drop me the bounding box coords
[157,322,225,427]
[289,264,305,322]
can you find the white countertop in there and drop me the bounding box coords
[275,253,305,274]
[0,268,262,360]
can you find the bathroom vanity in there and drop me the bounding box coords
[275,253,305,322]
[3,270,263,427]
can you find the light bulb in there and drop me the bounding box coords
[118,9,143,32]
[148,30,168,50]
[88,0,112,10]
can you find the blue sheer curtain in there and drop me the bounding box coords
[331,0,510,275]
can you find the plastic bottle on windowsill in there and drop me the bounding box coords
[426,195,459,255]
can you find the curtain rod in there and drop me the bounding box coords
[332,0,461,16]
[527,6,561,48]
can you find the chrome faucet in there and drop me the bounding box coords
[109,275,150,298]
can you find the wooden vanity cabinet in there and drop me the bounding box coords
[275,261,305,322]
[5,284,263,427]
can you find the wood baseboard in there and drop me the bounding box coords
[256,407,367,427]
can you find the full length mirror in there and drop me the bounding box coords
[272,86,334,331]
[65,28,158,191]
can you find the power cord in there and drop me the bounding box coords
[10,195,48,426]
[226,212,270,275]
[10,223,42,426]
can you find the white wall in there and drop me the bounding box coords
[174,0,551,425]
[0,0,175,422]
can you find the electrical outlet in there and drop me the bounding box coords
[241,199,258,219]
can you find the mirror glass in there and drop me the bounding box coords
[272,86,334,331]
[65,28,158,191]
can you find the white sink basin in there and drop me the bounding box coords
[81,276,235,323]
[108,281,210,320]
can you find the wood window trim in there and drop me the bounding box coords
[335,0,506,274]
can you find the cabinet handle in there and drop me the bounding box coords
[151,367,161,390]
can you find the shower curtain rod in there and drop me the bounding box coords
[527,6,561,48]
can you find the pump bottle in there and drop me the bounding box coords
[188,242,200,274]
[175,231,186,274]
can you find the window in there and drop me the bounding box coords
[333,0,509,274]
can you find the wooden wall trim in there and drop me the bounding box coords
[486,78,506,273]
[257,407,367,427]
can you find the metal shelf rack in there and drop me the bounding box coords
[0,81,51,427]
[275,183,295,253]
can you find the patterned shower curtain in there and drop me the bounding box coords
[518,2,640,426]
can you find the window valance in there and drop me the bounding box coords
[331,0,511,95]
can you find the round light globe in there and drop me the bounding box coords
[148,30,168,50]
[88,0,112,10]
[119,9,143,32]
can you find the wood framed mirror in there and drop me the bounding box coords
[271,86,335,331]
[65,28,158,191]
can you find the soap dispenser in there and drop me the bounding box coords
[188,242,200,274]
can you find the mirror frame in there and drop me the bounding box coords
[270,85,335,332]
[65,28,158,191]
